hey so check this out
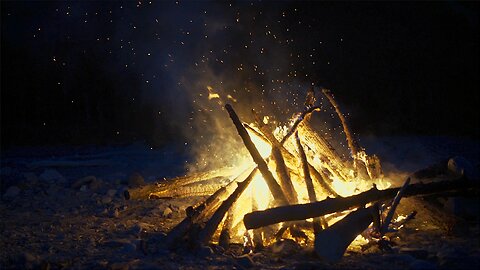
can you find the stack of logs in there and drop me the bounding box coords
[128,88,478,262]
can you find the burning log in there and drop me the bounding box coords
[295,131,321,234]
[251,110,298,204]
[299,123,349,182]
[244,176,477,230]
[280,106,321,145]
[225,104,289,206]
[245,120,337,198]
[314,206,375,262]
[198,168,258,245]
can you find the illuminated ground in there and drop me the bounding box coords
[1,137,479,269]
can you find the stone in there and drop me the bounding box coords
[128,172,145,188]
[235,254,254,268]
[23,172,38,186]
[197,245,214,257]
[89,178,103,191]
[3,186,21,200]
[162,207,173,218]
[447,156,479,179]
[107,189,117,197]
[72,176,96,189]
[40,169,64,183]
[130,224,143,236]
[101,195,112,204]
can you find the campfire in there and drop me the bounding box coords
[127,88,475,262]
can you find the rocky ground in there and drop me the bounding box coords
[1,137,479,269]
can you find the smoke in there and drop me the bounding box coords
[116,1,313,172]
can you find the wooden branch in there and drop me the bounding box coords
[128,167,238,199]
[243,177,476,229]
[309,163,339,197]
[381,178,410,234]
[198,168,258,245]
[251,109,298,204]
[225,104,289,206]
[299,123,349,182]
[244,123,270,145]
[295,131,321,234]
[321,88,359,158]
[280,106,321,145]
[165,167,254,247]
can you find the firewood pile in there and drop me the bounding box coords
[127,88,478,262]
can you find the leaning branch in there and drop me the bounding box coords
[225,104,289,206]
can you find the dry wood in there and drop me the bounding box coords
[246,118,337,198]
[280,106,321,145]
[251,109,298,204]
[164,168,255,247]
[128,167,239,199]
[225,104,289,206]
[198,168,258,245]
[309,163,339,197]
[321,88,359,159]
[299,123,349,182]
[243,177,476,229]
[381,178,410,234]
[295,131,321,234]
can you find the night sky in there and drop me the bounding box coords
[1,1,479,150]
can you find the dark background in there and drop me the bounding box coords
[1,1,479,149]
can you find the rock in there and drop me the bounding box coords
[72,176,96,189]
[3,186,21,200]
[128,172,145,188]
[107,189,117,197]
[111,208,120,218]
[129,224,143,236]
[271,239,301,255]
[447,156,479,179]
[409,259,437,270]
[197,245,214,257]
[89,178,103,191]
[162,207,173,218]
[101,195,112,204]
[23,172,38,186]
[40,169,64,183]
[235,254,254,268]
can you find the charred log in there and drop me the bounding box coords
[244,177,477,230]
